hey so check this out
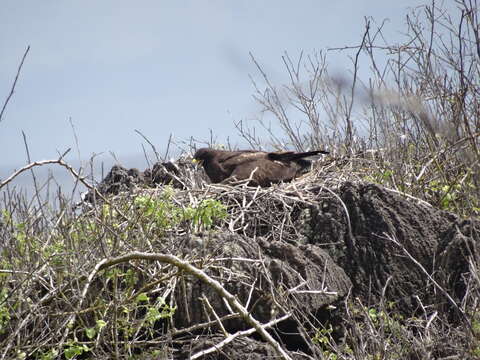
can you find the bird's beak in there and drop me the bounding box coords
[192,158,203,166]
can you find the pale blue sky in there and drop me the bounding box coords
[1,0,446,179]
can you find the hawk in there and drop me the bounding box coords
[193,148,329,187]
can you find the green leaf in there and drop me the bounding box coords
[136,293,149,302]
[85,327,96,339]
[96,319,107,330]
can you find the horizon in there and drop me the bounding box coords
[0,0,454,196]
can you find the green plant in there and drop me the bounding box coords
[426,179,461,211]
[145,297,176,325]
[39,348,58,360]
[134,190,183,232]
[184,198,228,231]
[85,319,107,340]
[0,288,11,335]
[312,325,338,359]
[134,189,227,233]
[136,293,176,328]
[64,340,90,359]
[312,325,333,346]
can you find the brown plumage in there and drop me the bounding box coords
[193,148,329,187]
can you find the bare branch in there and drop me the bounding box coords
[0,46,30,123]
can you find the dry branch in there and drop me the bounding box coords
[0,46,30,123]
[56,251,293,360]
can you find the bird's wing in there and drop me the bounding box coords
[220,151,268,167]
[228,158,301,186]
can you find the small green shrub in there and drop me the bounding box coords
[134,189,183,232]
[134,188,227,233]
[183,198,228,231]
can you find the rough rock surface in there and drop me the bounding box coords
[83,165,146,203]
[83,160,195,202]
[177,335,311,360]
[305,182,479,316]
[173,232,351,352]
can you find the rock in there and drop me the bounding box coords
[82,165,145,203]
[82,159,194,202]
[173,232,351,351]
[436,219,480,314]
[176,335,309,359]
[306,181,479,316]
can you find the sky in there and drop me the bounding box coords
[0,0,451,192]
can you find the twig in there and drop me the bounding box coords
[190,313,292,360]
[0,45,30,123]
[201,295,228,337]
[135,129,160,162]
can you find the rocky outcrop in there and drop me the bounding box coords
[82,159,196,202]
[305,182,479,317]
[79,166,479,358]
[173,233,351,350]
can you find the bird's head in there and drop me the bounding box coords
[192,148,213,166]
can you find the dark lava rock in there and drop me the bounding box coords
[305,181,479,316]
[83,160,195,203]
[177,335,310,359]
[83,165,145,203]
[144,161,183,188]
[436,219,480,309]
[173,232,351,351]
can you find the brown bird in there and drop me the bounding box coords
[193,148,329,187]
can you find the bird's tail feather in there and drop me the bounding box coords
[268,150,329,161]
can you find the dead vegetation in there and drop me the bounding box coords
[0,151,478,359]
